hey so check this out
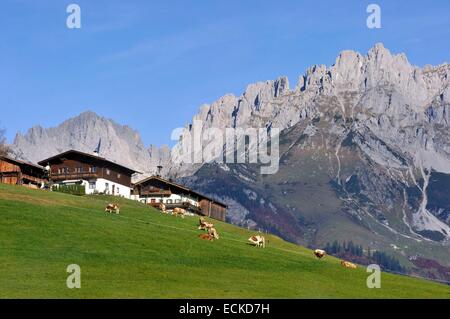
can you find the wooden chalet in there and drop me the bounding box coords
[0,155,47,188]
[38,150,140,198]
[132,176,227,221]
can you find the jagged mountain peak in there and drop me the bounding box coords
[170,44,450,175]
[75,110,101,118]
[10,111,169,177]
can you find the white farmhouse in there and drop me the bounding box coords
[38,150,140,198]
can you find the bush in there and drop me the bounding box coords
[52,184,85,196]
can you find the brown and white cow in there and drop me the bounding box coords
[172,207,186,218]
[198,217,214,230]
[341,260,357,269]
[208,227,220,240]
[105,203,120,215]
[248,235,266,248]
[159,203,167,213]
[198,233,215,241]
[198,217,207,229]
[314,249,326,259]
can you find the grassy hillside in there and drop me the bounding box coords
[0,184,448,298]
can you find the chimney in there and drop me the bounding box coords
[156,165,163,177]
[93,139,101,156]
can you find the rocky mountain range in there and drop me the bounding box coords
[175,43,450,279]
[9,43,450,279]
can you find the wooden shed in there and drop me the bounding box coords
[199,199,227,222]
[0,156,47,188]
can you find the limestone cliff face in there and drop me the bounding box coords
[169,44,450,179]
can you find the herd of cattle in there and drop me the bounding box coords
[104,202,358,269]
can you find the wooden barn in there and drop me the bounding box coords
[0,155,47,188]
[132,176,227,221]
[38,150,140,198]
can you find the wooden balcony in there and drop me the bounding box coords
[50,172,98,181]
[1,171,46,185]
[139,190,172,196]
[21,174,46,184]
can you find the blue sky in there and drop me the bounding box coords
[0,0,449,146]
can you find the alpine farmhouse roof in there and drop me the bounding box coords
[38,150,141,175]
[133,175,227,208]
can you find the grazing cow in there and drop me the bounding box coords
[198,233,214,241]
[248,235,266,248]
[198,217,206,229]
[172,207,186,218]
[314,249,326,259]
[105,203,120,215]
[198,217,214,230]
[341,260,357,269]
[159,203,167,213]
[208,227,220,240]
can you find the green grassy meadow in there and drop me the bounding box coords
[0,184,449,298]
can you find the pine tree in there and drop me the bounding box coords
[348,241,355,255]
[325,242,331,254]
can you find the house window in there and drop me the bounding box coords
[151,199,156,203]
[117,187,120,194]
[75,167,83,173]
[105,183,109,194]
[89,166,97,173]
[117,173,121,179]
[89,182,95,189]
[166,199,173,204]
[106,169,111,175]
[62,167,69,174]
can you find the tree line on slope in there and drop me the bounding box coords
[324,240,404,273]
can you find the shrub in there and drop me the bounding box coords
[52,184,85,196]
